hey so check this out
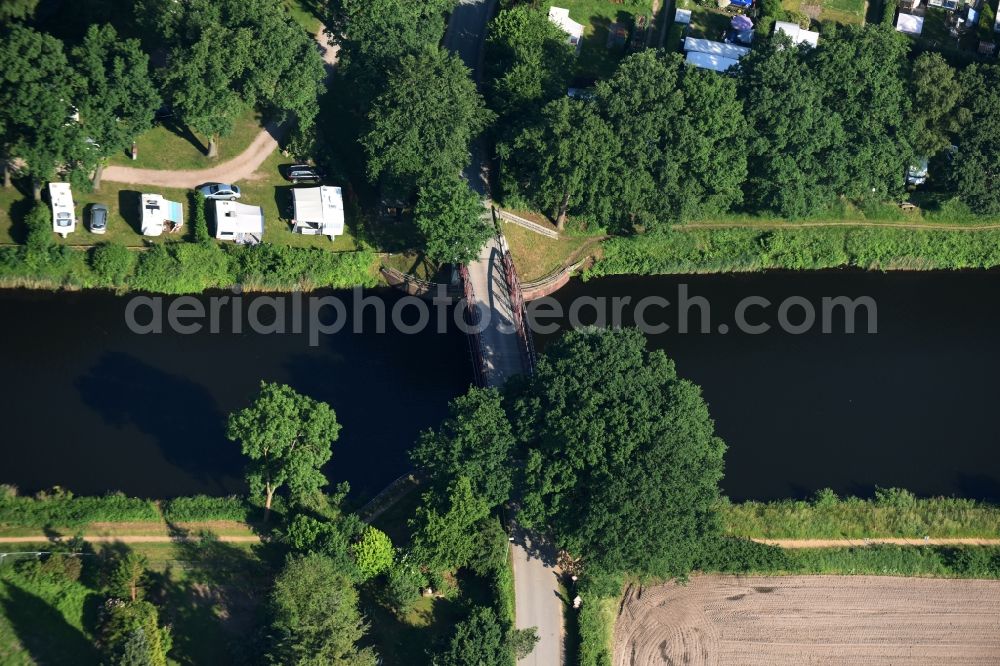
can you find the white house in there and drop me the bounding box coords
[684,37,751,59]
[213,200,264,243]
[674,8,693,23]
[773,20,820,47]
[685,50,741,72]
[48,182,75,237]
[291,186,345,240]
[140,193,183,237]
[548,7,584,52]
[895,12,925,35]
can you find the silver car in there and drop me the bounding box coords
[198,183,241,201]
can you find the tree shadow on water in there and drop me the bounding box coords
[0,581,99,665]
[75,352,241,494]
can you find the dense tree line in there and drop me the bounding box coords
[491,11,999,227]
[0,0,324,193]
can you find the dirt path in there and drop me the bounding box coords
[101,122,283,188]
[754,537,1000,548]
[102,22,338,189]
[0,534,260,544]
[676,220,1000,231]
[615,575,1000,665]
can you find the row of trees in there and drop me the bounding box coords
[329,0,494,264]
[0,0,324,194]
[489,9,1000,227]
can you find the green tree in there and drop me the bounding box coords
[353,526,394,580]
[950,64,1000,213]
[107,551,148,602]
[70,24,160,189]
[410,476,491,572]
[413,175,490,264]
[434,606,508,666]
[269,553,377,666]
[385,559,426,616]
[0,0,38,23]
[516,328,726,577]
[227,382,341,513]
[91,242,137,286]
[510,627,540,660]
[739,36,843,217]
[908,52,963,159]
[363,48,494,191]
[410,387,515,509]
[100,599,172,666]
[0,26,77,198]
[160,0,325,157]
[503,97,620,230]
[596,50,746,229]
[485,6,574,133]
[283,513,363,578]
[814,25,913,200]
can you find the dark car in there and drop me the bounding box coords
[89,204,108,234]
[283,164,324,183]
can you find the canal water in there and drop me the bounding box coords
[535,271,1000,502]
[0,288,471,501]
[1,271,998,502]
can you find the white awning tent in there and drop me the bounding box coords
[291,186,345,240]
[548,7,585,51]
[214,200,264,242]
[773,20,820,47]
[895,12,924,34]
[140,193,183,237]
[685,50,741,72]
[48,182,75,237]
[684,37,751,59]
[674,8,693,23]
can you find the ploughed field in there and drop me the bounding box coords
[614,575,1000,665]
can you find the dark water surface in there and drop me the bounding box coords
[535,272,1000,502]
[0,288,471,500]
[2,270,999,503]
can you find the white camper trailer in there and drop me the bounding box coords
[48,182,76,237]
[213,199,264,243]
[291,186,345,241]
[140,194,184,237]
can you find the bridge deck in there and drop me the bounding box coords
[466,235,529,387]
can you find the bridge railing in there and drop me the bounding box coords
[491,208,537,376]
[459,264,489,387]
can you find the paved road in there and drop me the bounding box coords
[444,3,564,663]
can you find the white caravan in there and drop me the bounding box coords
[48,182,76,237]
[140,194,184,237]
[291,186,345,241]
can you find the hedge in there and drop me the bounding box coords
[0,487,160,528]
[0,238,378,293]
[588,226,1000,276]
[721,488,1000,539]
[161,495,253,523]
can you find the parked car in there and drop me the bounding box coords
[282,164,324,183]
[89,204,108,234]
[198,183,241,201]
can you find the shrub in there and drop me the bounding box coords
[131,242,233,293]
[385,559,426,616]
[882,0,898,25]
[189,191,211,243]
[229,244,378,290]
[161,496,251,522]
[352,526,394,580]
[24,203,54,256]
[90,242,137,286]
[697,537,796,573]
[0,489,160,528]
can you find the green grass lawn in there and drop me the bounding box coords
[0,538,268,666]
[0,148,360,252]
[544,0,656,79]
[108,109,264,171]
[285,0,323,34]
[676,0,733,40]
[783,0,866,24]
